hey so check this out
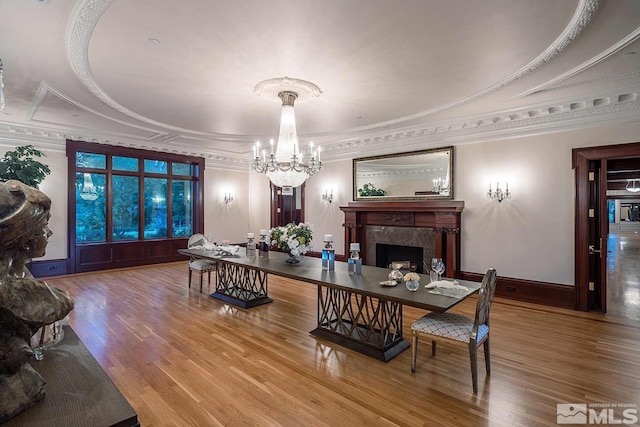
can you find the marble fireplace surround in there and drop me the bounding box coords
[341,201,464,278]
[366,226,436,274]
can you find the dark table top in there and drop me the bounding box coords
[180,249,480,312]
[5,325,138,427]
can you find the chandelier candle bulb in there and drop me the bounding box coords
[348,242,362,275]
[322,235,335,271]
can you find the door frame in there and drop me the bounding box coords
[573,142,640,311]
[270,183,306,228]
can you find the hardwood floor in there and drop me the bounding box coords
[607,231,640,320]
[45,263,640,426]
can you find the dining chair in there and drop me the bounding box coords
[187,233,217,292]
[410,268,498,393]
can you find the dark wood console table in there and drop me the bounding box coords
[5,326,139,427]
[179,249,479,361]
[340,201,464,278]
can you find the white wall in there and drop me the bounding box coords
[247,171,271,235]
[203,167,251,244]
[0,145,68,261]
[303,159,352,254]
[4,119,640,283]
[456,121,640,284]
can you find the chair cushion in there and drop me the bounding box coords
[411,312,489,343]
[189,259,217,271]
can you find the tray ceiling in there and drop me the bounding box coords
[0,0,639,168]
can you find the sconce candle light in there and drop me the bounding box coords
[322,189,333,203]
[487,182,511,202]
[224,192,234,204]
[432,178,449,195]
[626,179,640,193]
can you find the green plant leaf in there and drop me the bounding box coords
[0,145,51,188]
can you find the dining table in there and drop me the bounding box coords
[178,248,480,361]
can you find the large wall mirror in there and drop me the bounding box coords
[353,146,454,201]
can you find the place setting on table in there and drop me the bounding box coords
[380,257,474,298]
[190,236,241,257]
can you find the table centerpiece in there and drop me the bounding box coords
[269,222,313,263]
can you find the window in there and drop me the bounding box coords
[75,172,106,242]
[144,177,168,238]
[112,175,139,240]
[70,141,203,245]
[172,179,192,237]
[113,156,139,172]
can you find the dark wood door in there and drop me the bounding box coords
[270,183,305,228]
[587,160,608,311]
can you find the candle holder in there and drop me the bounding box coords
[487,182,511,202]
[348,242,362,275]
[258,229,269,258]
[321,234,335,271]
[246,233,256,256]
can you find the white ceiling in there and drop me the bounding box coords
[0,0,639,169]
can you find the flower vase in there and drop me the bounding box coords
[286,252,301,264]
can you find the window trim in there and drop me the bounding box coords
[67,140,205,273]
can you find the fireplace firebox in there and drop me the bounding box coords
[376,244,423,273]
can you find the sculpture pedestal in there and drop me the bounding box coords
[4,326,138,427]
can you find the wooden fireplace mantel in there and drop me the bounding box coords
[340,201,464,278]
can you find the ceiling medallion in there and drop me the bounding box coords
[253,77,322,104]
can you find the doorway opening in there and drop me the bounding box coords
[573,142,640,316]
[270,183,305,228]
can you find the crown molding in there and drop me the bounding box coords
[510,26,640,99]
[2,84,638,170]
[319,86,640,160]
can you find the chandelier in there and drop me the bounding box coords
[626,179,640,193]
[251,90,322,189]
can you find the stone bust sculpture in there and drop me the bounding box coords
[0,180,74,423]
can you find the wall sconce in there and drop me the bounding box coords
[487,182,511,202]
[322,189,333,203]
[224,192,234,204]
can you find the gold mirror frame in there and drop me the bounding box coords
[353,146,454,201]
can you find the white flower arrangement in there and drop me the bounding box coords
[269,222,313,257]
[403,272,420,282]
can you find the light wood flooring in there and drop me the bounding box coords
[46,263,640,427]
[607,231,640,320]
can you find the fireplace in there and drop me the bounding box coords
[341,201,463,278]
[367,226,436,273]
[375,243,424,273]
